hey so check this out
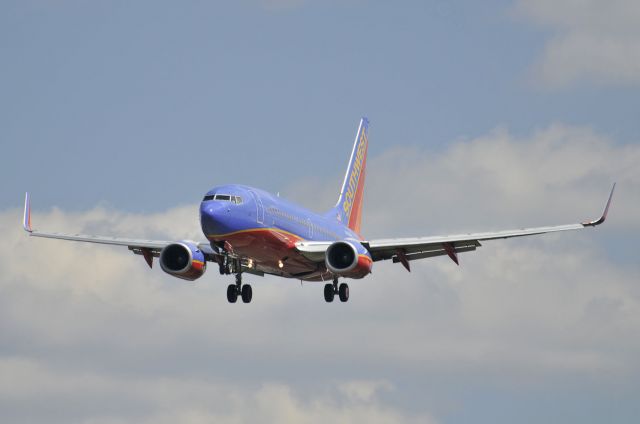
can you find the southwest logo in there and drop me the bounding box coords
[342,129,368,217]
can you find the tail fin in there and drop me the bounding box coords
[329,117,369,237]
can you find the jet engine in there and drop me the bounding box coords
[325,241,372,278]
[159,242,206,281]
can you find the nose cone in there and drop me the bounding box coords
[200,201,234,237]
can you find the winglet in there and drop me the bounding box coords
[23,192,32,233]
[582,183,616,227]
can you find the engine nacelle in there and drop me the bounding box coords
[159,242,206,281]
[325,241,372,278]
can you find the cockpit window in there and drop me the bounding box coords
[202,194,243,204]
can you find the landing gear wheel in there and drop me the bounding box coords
[338,283,349,302]
[227,284,238,303]
[241,284,253,303]
[324,283,335,303]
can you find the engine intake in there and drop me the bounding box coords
[159,242,206,281]
[326,241,358,273]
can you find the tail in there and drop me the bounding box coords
[328,117,369,237]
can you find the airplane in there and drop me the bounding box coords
[22,117,615,304]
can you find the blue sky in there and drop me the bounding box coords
[2,0,637,211]
[1,1,639,423]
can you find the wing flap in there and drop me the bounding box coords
[370,239,482,261]
[391,243,478,263]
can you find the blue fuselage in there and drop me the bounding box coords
[199,184,367,279]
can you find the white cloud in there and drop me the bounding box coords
[0,358,431,424]
[0,123,639,422]
[291,124,638,237]
[338,380,394,403]
[515,0,640,87]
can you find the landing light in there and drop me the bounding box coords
[278,260,284,269]
[247,259,254,269]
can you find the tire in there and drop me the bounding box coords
[241,284,253,303]
[227,284,238,303]
[338,283,349,302]
[324,283,334,303]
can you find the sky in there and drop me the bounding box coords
[0,0,639,423]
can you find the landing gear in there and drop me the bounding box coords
[241,284,252,303]
[218,252,232,275]
[324,278,349,303]
[227,272,252,304]
[324,283,334,302]
[338,283,349,302]
[227,284,238,303]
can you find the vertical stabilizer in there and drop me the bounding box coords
[329,117,369,237]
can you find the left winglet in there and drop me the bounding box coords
[23,192,32,233]
[582,183,616,227]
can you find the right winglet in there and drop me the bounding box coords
[23,192,32,233]
[582,183,616,227]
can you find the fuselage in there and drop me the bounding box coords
[199,184,371,281]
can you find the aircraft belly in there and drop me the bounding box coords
[214,228,321,277]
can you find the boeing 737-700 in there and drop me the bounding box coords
[23,118,615,303]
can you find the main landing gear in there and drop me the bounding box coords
[227,272,252,304]
[324,278,349,303]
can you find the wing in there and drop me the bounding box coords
[296,184,615,272]
[366,184,615,270]
[21,193,259,273]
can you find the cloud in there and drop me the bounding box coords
[1,123,639,422]
[290,124,638,237]
[515,0,640,87]
[0,358,430,424]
